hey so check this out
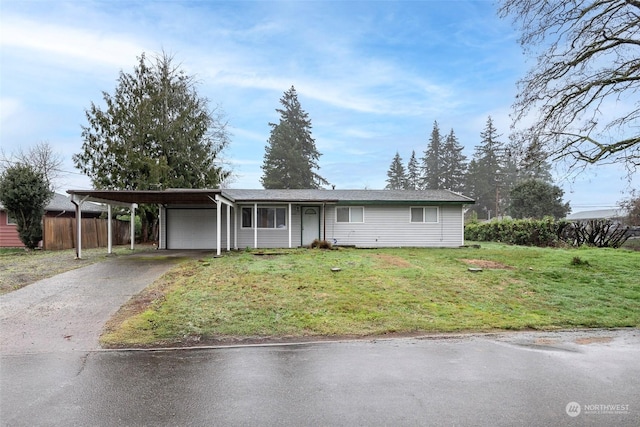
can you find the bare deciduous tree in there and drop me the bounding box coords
[498,0,640,175]
[0,141,63,191]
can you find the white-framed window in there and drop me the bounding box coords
[410,206,438,223]
[241,206,287,229]
[336,206,364,223]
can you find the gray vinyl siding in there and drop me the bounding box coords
[325,205,463,247]
[235,204,303,249]
[161,203,464,249]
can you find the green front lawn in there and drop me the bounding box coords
[101,243,640,347]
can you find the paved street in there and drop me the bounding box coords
[2,330,639,426]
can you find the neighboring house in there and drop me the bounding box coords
[566,208,628,223]
[67,189,474,254]
[0,193,106,247]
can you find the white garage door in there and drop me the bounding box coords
[166,209,216,249]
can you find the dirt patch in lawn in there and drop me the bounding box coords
[372,254,413,268]
[460,259,514,270]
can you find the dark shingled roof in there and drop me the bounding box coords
[46,193,106,213]
[67,188,474,205]
[224,189,474,204]
[1,193,106,213]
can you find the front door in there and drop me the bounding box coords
[301,207,320,245]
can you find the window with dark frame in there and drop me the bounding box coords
[241,206,287,229]
[410,207,438,223]
[336,206,364,223]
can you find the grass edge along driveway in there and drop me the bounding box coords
[101,243,640,348]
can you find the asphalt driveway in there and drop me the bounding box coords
[0,250,212,354]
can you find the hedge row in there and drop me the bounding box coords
[464,218,629,248]
[465,218,565,247]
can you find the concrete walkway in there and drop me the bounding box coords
[0,250,212,355]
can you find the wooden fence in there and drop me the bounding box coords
[42,217,131,250]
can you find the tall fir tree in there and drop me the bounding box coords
[465,116,506,219]
[261,86,329,189]
[385,152,407,190]
[517,136,553,183]
[73,51,230,241]
[406,150,420,190]
[440,129,467,193]
[421,121,443,189]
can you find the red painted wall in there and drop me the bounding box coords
[0,210,23,247]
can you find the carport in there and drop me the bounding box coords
[67,189,235,258]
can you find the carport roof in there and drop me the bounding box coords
[67,189,223,205]
[67,188,474,206]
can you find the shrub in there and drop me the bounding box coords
[465,218,629,248]
[571,256,590,267]
[310,239,333,249]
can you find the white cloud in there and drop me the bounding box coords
[0,97,23,122]
[1,17,143,69]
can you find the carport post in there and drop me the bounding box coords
[216,199,221,256]
[288,203,292,248]
[107,205,112,254]
[233,207,238,250]
[226,204,231,252]
[130,203,137,251]
[75,200,82,259]
[70,194,90,259]
[253,203,258,249]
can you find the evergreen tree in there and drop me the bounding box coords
[465,116,506,219]
[499,146,520,212]
[74,52,230,191]
[440,129,467,193]
[406,150,420,190]
[508,179,570,219]
[385,152,407,190]
[518,136,553,183]
[261,86,328,189]
[0,164,53,249]
[421,121,443,189]
[73,52,230,241]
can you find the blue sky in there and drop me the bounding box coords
[0,0,636,211]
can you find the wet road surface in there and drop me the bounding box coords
[2,330,639,426]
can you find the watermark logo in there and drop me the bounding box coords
[566,401,630,417]
[566,402,581,417]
